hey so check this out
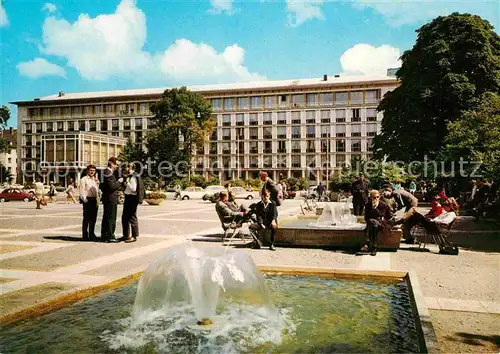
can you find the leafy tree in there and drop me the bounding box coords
[0,139,7,154]
[146,87,215,181]
[443,92,500,181]
[0,105,11,154]
[0,163,12,183]
[118,138,147,167]
[374,13,500,162]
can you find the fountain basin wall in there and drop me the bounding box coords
[275,216,402,250]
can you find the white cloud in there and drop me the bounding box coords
[351,0,499,27]
[209,0,235,15]
[42,3,57,13]
[158,39,265,83]
[0,1,8,27]
[17,58,66,78]
[286,0,324,27]
[340,44,401,75]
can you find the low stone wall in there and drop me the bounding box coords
[274,225,402,250]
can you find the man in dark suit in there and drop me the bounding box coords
[100,157,122,243]
[260,171,281,206]
[362,189,393,255]
[351,173,369,216]
[383,186,418,243]
[250,189,279,251]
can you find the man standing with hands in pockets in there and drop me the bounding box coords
[79,165,99,241]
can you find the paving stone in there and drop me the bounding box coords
[0,245,35,254]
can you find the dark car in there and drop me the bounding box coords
[0,188,36,202]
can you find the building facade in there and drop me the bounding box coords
[0,129,18,184]
[12,74,398,185]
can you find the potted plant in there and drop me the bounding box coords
[144,192,166,206]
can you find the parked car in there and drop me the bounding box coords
[179,187,205,200]
[24,185,51,196]
[0,188,36,202]
[202,185,225,200]
[230,187,258,200]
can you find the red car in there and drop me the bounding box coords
[0,188,36,202]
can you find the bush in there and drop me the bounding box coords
[146,191,167,200]
[282,177,308,191]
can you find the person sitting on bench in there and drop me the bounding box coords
[249,190,278,251]
[216,190,245,228]
[361,189,393,256]
[228,191,247,214]
[394,197,459,241]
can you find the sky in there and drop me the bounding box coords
[0,0,498,128]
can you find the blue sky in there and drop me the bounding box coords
[1,0,498,128]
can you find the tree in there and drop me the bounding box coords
[118,138,147,166]
[374,13,500,162]
[0,163,12,184]
[443,92,500,181]
[146,87,215,180]
[0,105,11,154]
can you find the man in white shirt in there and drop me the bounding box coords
[79,164,99,241]
[120,163,140,243]
[34,178,44,209]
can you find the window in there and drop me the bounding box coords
[94,105,102,115]
[367,123,378,137]
[321,125,330,137]
[277,126,286,138]
[237,141,244,153]
[306,110,315,123]
[349,91,363,105]
[291,111,301,123]
[365,90,378,104]
[222,142,231,153]
[136,131,143,143]
[264,141,272,153]
[278,140,286,153]
[306,140,315,153]
[292,155,301,167]
[251,96,262,109]
[366,108,377,121]
[321,140,329,153]
[222,128,231,140]
[351,124,361,137]
[336,109,346,122]
[277,111,286,124]
[249,113,258,125]
[336,154,346,167]
[335,92,348,105]
[264,96,276,109]
[306,94,317,106]
[291,125,301,139]
[105,104,114,114]
[147,118,155,129]
[336,140,345,152]
[84,106,92,115]
[263,127,272,139]
[279,95,288,107]
[222,114,231,126]
[236,113,244,126]
[65,141,75,162]
[250,141,258,153]
[79,121,86,131]
[223,98,235,110]
[56,141,65,161]
[320,110,330,123]
[319,93,334,106]
[67,122,74,132]
[112,119,119,131]
[63,107,71,117]
[90,120,97,131]
[123,119,131,130]
[291,140,301,153]
[210,142,217,154]
[135,118,142,129]
[212,99,222,111]
[29,108,38,118]
[367,138,374,152]
[336,124,346,137]
[292,94,304,107]
[306,125,315,138]
[46,122,53,132]
[42,108,50,117]
[352,108,361,122]
[127,103,135,114]
[250,155,259,168]
[263,112,272,125]
[249,127,258,139]
[101,120,108,131]
[238,97,249,110]
[72,106,81,116]
[351,139,362,152]
[50,107,59,117]
[139,103,147,113]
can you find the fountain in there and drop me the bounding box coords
[314,202,359,227]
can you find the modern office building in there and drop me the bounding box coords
[0,128,18,184]
[12,74,399,185]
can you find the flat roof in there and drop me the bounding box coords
[11,74,398,105]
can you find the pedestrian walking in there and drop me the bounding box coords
[66,179,77,204]
[34,178,44,209]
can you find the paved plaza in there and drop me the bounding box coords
[1,198,499,352]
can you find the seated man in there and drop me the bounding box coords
[362,190,393,256]
[228,191,247,213]
[249,190,278,251]
[395,197,458,241]
[383,186,418,242]
[215,190,245,229]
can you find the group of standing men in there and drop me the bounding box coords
[79,157,144,243]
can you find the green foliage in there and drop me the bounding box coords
[0,163,12,183]
[443,92,500,181]
[374,13,500,162]
[146,191,167,200]
[146,87,215,180]
[118,138,147,166]
[0,139,8,154]
[0,105,10,128]
[281,177,308,191]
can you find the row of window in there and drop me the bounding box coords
[24,118,153,134]
[211,90,380,111]
[220,108,377,126]
[28,103,152,119]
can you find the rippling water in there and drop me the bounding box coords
[0,276,420,353]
